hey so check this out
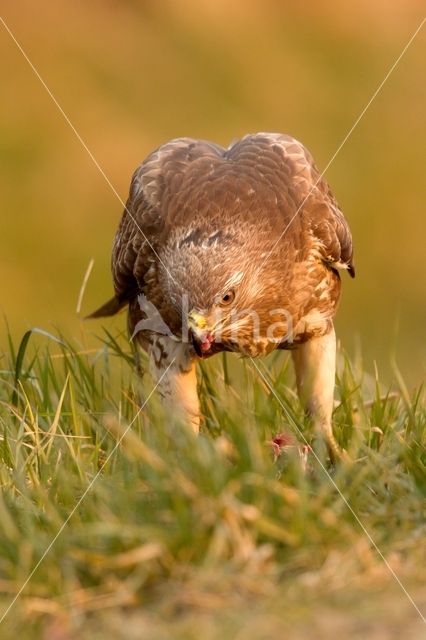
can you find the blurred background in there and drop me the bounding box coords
[0,0,425,385]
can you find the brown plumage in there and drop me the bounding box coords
[90,133,354,458]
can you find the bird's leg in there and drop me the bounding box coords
[292,326,342,461]
[163,361,200,433]
[148,338,200,433]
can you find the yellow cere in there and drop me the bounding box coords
[188,311,207,330]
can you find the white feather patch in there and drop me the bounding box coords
[223,271,244,289]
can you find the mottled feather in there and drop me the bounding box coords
[89,133,355,458]
[93,133,353,352]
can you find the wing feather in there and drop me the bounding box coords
[249,133,355,277]
[110,138,225,311]
[88,132,354,319]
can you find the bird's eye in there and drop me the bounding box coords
[219,289,235,306]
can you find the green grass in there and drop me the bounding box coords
[0,326,424,638]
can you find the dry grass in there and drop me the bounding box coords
[0,327,424,638]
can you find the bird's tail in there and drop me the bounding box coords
[85,296,127,319]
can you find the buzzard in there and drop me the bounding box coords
[90,133,354,459]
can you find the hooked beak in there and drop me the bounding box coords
[188,310,214,356]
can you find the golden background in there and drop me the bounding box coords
[1,0,425,384]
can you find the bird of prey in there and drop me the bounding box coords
[90,133,354,458]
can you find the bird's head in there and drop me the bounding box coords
[159,225,291,356]
[187,276,241,356]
